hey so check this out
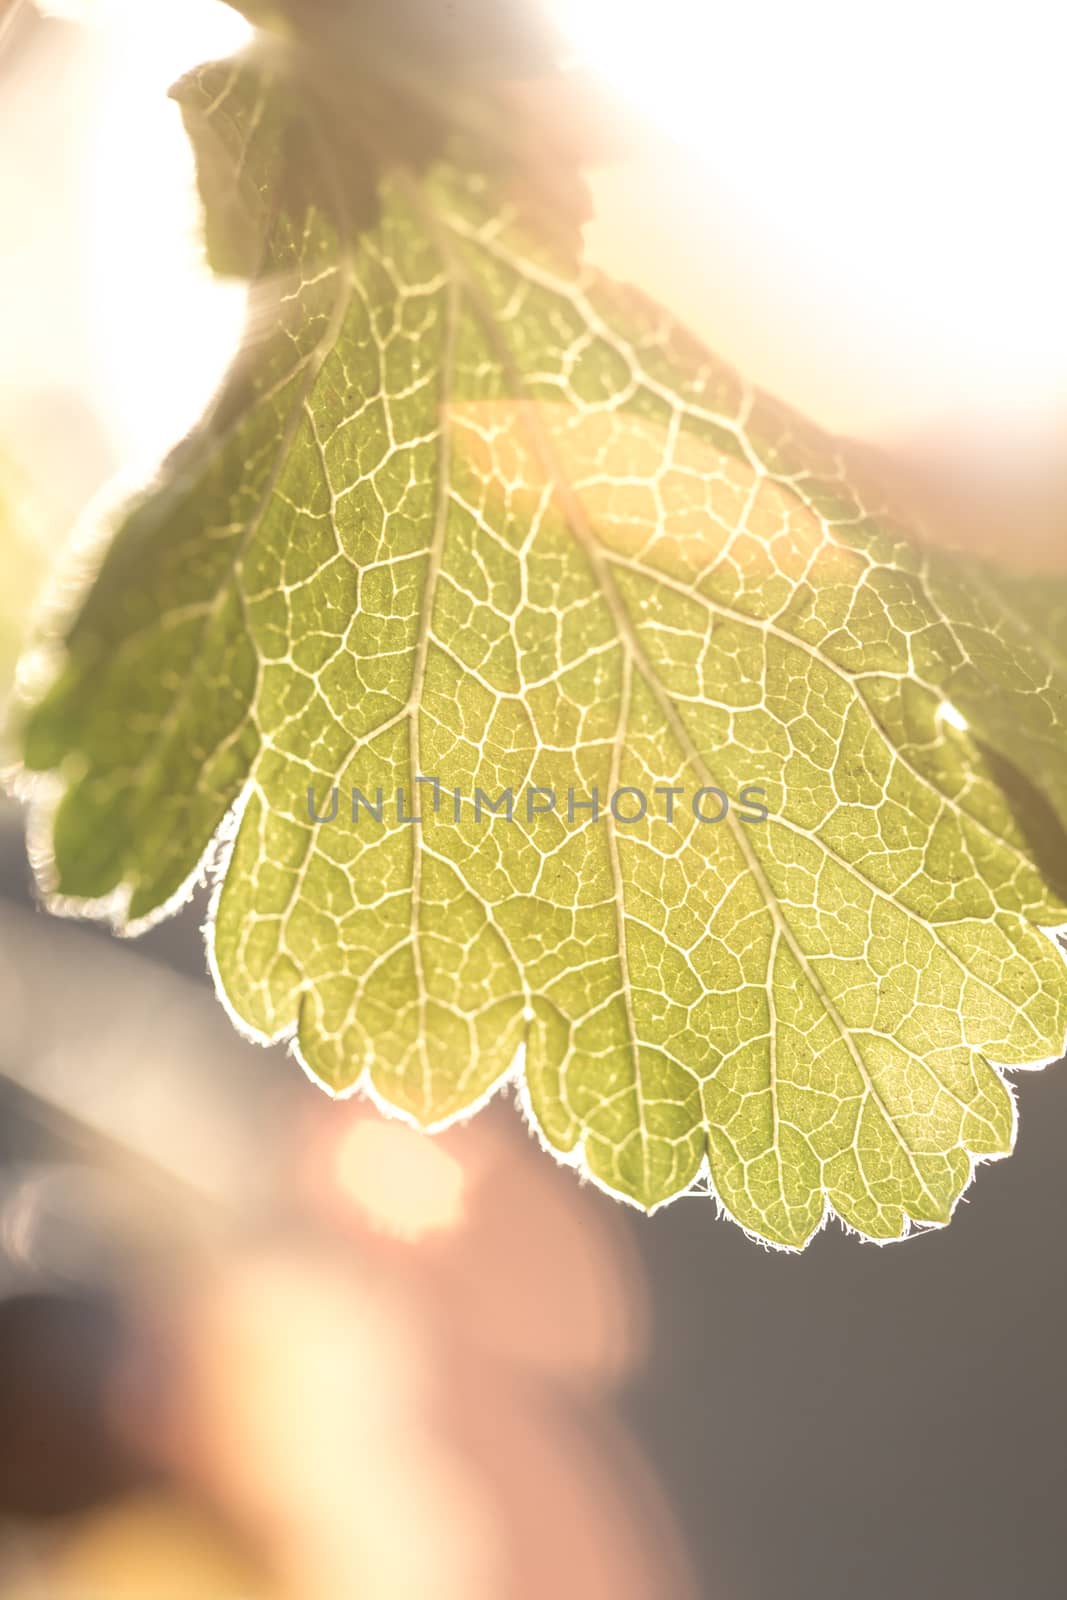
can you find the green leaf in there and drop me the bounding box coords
[16,53,1067,1248]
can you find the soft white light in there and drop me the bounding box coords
[550,0,1067,437]
[84,0,253,469]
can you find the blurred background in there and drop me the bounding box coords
[0,2,1065,1595]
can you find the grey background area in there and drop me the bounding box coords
[632,1071,1067,1599]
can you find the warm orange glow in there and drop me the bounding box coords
[333,1115,467,1239]
[40,1494,273,1600]
[173,1255,505,1600]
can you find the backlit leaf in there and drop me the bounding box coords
[16,51,1067,1247]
